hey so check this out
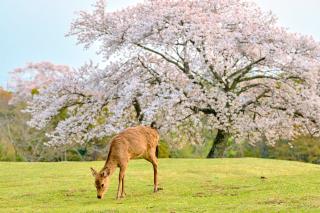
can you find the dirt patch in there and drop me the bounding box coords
[84,210,119,213]
[221,192,238,196]
[186,170,201,174]
[63,188,88,197]
[198,184,254,197]
[301,195,320,208]
[21,193,34,197]
[11,192,35,199]
[64,189,77,197]
[204,184,251,192]
[259,198,285,205]
[226,186,242,190]
[192,191,235,197]
[65,192,75,197]
[193,192,209,197]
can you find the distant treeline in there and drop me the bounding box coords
[1,87,320,163]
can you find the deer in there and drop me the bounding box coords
[90,123,160,199]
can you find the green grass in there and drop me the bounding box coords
[1,158,320,213]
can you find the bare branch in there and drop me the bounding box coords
[240,89,271,111]
[228,57,266,90]
[135,43,185,71]
[228,57,266,80]
[239,75,279,82]
[189,105,217,116]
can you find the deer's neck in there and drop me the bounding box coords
[102,159,117,176]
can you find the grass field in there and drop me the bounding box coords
[0,158,320,213]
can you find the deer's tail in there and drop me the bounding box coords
[155,145,159,158]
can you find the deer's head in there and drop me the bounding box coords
[90,167,110,199]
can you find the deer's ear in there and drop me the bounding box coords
[90,167,98,177]
[101,169,110,177]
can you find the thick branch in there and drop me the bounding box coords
[271,106,317,124]
[135,43,205,89]
[239,75,279,82]
[228,57,266,80]
[190,106,217,116]
[240,89,270,111]
[228,57,266,90]
[135,43,185,71]
[236,83,269,95]
[132,98,144,123]
[137,57,161,84]
[189,39,225,86]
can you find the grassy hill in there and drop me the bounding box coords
[0,158,320,212]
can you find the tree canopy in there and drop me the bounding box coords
[11,0,320,154]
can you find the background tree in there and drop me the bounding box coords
[12,0,320,158]
[9,62,72,104]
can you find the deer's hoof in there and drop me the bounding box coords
[116,194,126,199]
[154,187,163,192]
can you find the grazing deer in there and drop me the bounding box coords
[90,123,160,199]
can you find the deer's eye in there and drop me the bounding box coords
[101,184,104,187]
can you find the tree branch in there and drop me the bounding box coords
[135,43,185,72]
[189,39,225,86]
[132,97,144,123]
[228,57,266,90]
[136,43,205,89]
[239,75,279,83]
[236,83,269,95]
[271,106,318,124]
[189,105,217,116]
[228,57,266,80]
[137,57,161,84]
[240,89,271,111]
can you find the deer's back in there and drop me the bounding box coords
[109,126,159,159]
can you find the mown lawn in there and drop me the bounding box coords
[0,158,320,212]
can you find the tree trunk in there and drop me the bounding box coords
[207,129,227,158]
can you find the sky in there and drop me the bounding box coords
[0,0,320,89]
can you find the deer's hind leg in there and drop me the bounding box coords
[121,174,126,198]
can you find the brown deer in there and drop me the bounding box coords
[90,124,160,199]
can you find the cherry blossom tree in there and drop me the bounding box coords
[14,0,320,157]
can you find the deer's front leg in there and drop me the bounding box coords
[116,166,126,199]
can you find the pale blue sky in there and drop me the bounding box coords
[1,0,320,89]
